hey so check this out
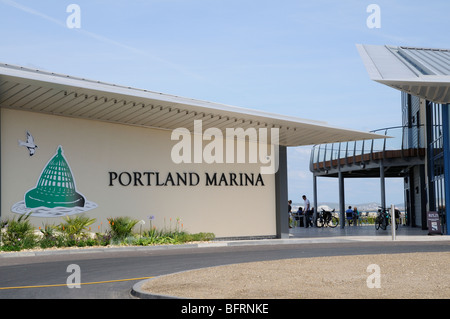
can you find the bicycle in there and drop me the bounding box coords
[316,208,339,228]
[375,207,399,230]
[375,208,387,230]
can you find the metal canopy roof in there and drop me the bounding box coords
[357,44,450,104]
[0,63,383,147]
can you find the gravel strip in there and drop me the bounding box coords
[141,252,450,299]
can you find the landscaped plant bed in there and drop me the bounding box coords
[0,213,215,252]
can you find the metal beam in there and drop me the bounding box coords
[339,170,345,228]
[0,108,2,221]
[380,160,386,210]
[443,104,450,235]
[313,174,318,226]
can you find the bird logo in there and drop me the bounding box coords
[19,130,38,156]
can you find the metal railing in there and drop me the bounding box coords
[310,125,425,171]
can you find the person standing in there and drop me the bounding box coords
[302,195,311,228]
[353,207,360,226]
[288,200,293,228]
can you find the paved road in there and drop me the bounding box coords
[1,240,450,299]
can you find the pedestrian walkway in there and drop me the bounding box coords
[289,223,447,242]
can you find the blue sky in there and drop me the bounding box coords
[1,0,449,206]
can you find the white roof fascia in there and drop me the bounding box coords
[356,44,450,104]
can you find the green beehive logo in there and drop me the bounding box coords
[25,146,85,208]
[12,145,97,217]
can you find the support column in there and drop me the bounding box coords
[380,160,386,210]
[339,171,345,228]
[275,145,289,239]
[313,174,318,226]
[0,108,2,221]
[442,104,450,235]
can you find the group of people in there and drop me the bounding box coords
[288,195,313,228]
[345,206,361,226]
[288,196,361,227]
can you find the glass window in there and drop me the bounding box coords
[428,101,446,219]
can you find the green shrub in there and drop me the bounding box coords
[1,213,37,251]
[140,228,215,245]
[40,223,56,239]
[178,232,215,242]
[95,232,112,246]
[39,235,66,249]
[0,214,214,251]
[57,214,96,239]
[108,216,139,240]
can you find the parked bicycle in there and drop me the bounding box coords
[316,208,339,228]
[375,207,399,230]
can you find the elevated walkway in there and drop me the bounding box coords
[309,126,426,229]
[310,126,425,178]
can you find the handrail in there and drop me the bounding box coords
[310,125,425,171]
[370,125,406,133]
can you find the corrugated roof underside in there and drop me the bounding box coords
[0,64,385,147]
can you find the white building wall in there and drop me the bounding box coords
[1,108,277,238]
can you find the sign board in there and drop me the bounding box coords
[427,211,442,235]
